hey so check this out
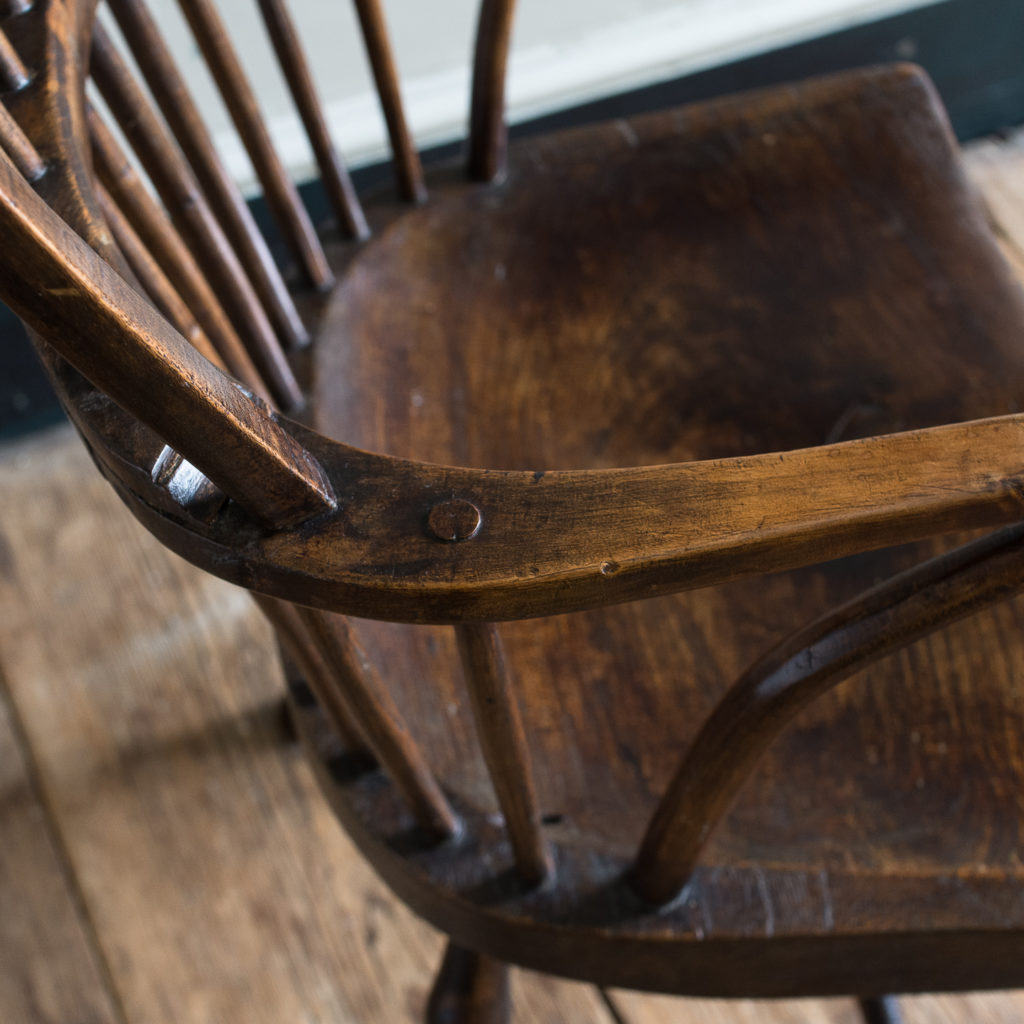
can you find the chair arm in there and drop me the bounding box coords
[129,412,1024,624]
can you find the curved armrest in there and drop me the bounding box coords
[129,411,1024,623]
[4,101,1023,624]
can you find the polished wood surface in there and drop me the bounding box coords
[298,71,1024,994]
[2,407,1022,1021]
[96,179,226,371]
[468,0,518,182]
[351,0,426,202]
[3,0,1024,1015]
[455,622,552,884]
[105,0,309,349]
[175,0,333,289]
[88,106,267,395]
[255,0,369,241]
[0,430,619,1024]
[90,25,303,409]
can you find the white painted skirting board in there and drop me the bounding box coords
[205,0,940,191]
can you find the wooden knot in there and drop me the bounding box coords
[428,499,481,542]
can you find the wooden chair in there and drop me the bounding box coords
[3,0,1024,1020]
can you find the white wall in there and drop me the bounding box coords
[103,0,943,190]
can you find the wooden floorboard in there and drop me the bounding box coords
[0,434,614,1023]
[2,129,1024,1023]
[967,128,1024,256]
[900,993,1024,1023]
[0,666,121,1023]
[607,991,864,1023]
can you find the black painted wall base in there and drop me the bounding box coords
[2,0,1021,440]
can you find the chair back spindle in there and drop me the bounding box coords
[0,22,29,90]
[96,179,228,373]
[174,0,334,290]
[0,97,44,179]
[468,0,517,182]
[0,140,334,528]
[90,25,304,410]
[104,0,310,350]
[255,0,370,240]
[88,105,271,400]
[351,0,426,203]
[9,0,1024,1000]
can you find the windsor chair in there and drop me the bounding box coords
[3,0,1024,1021]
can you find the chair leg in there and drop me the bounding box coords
[426,941,510,1024]
[859,996,903,1024]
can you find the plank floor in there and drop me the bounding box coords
[2,129,1024,1023]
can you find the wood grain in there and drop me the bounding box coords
[455,623,552,884]
[0,672,121,1024]
[351,0,426,202]
[608,990,863,1024]
[0,140,334,528]
[97,180,228,372]
[175,0,333,289]
[0,428,617,1024]
[899,994,1024,1023]
[105,0,309,350]
[468,0,517,181]
[90,26,304,410]
[4,0,1024,1014]
[632,522,1024,905]
[0,24,29,90]
[255,0,369,240]
[0,99,44,180]
[88,106,268,396]
[293,605,459,839]
[6,426,1024,1021]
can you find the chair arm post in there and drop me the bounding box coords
[630,523,1024,906]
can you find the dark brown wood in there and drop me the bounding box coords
[279,67,1024,999]
[455,623,551,885]
[860,997,904,1024]
[467,0,517,182]
[97,180,228,372]
[631,522,1024,906]
[1,429,625,1019]
[105,0,309,350]
[0,99,43,180]
[351,0,426,203]
[0,24,29,91]
[175,0,333,289]
[0,143,334,528]
[292,606,459,840]
[132,413,1024,623]
[255,0,369,240]
[426,942,510,1024]
[8,0,1024,1010]
[90,26,304,411]
[252,594,368,754]
[88,106,270,400]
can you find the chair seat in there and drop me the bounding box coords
[296,64,1024,997]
